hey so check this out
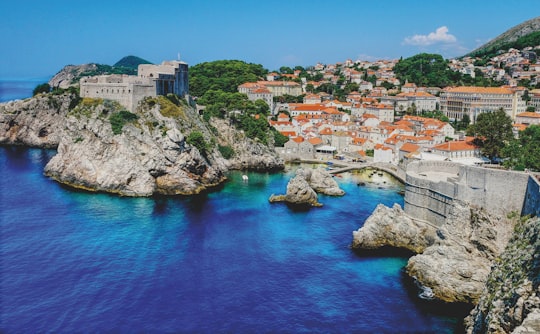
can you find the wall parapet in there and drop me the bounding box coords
[404,161,534,223]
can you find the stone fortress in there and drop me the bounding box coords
[79,60,189,112]
[404,160,540,225]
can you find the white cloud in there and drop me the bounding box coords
[403,26,457,46]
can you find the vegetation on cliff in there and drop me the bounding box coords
[465,216,540,333]
[189,60,267,96]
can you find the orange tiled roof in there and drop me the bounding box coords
[432,140,478,152]
[443,86,514,94]
[308,137,323,145]
[291,136,304,143]
[516,112,540,118]
[400,142,421,153]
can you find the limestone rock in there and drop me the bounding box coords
[0,93,74,148]
[464,217,540,333]
[352,199,519,304]
[284,173,321,206]
[269,168,322,207]
[300,167,345,196]
[352,203,436,253]
[48,64,102,89]
[210,118,284,172]
[41,96,227,196]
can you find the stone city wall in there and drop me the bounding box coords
[522,175,540,217]
[404,161,459,225]
[404,161,534,226]
[454,165,529,217]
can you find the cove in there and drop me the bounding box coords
[0,147,463,333]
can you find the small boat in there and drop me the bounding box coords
[418,286,435,300]
[242,175,249,181]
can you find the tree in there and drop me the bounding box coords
[189,60,267,97]
[33,83,50,96]
[187,131,209,156]
[468,109,513,161]
[502,125,540,171]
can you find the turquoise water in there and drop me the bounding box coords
[0,147,464,332]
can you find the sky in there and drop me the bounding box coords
[1,0,539,78]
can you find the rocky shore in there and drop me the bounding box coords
[352,201,539,331]
[0,93,284,196]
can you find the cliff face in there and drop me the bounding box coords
[464,217,540,334]
[0,93,75,148]
[352,201,516,304]
[43,97,226,196]
[48,64,100,89]
[211,118,284,171]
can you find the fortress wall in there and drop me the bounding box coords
[404,161,533,225]
[522,175,540,217]
[455,166,529,217]
[130,84,156,111]
[404,172,453,226]
[407,160,461,176]
[81,82,133,110]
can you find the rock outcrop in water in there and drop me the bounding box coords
[269,167,344,207]
[464,217,540,334]
[352,200,516,304]
[269,172,322,207]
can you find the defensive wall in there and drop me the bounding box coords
[80,61,189,112]
[404,161,537,226]
[80,75,155,112]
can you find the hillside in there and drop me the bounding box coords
[114,55,152,69]
[48,55,151,89]
[467,16,540,58]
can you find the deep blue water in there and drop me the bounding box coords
[0,77,51,102]
[0,147,464,333]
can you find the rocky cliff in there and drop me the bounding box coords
[48,64,101,89]
[1,92,285,196]
[0,92,75,148]
[211,118,284,171]
[464,217,540,334]
[43,96,226,196]
[352,200,516,304]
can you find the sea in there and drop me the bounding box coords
[0,82,467,333]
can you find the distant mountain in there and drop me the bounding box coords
[467,16,540,58]
[114,55,152,69]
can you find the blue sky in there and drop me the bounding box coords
[1,0,538,78]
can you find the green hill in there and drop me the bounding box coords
[467,16,540,58]
[114,55,152,70]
